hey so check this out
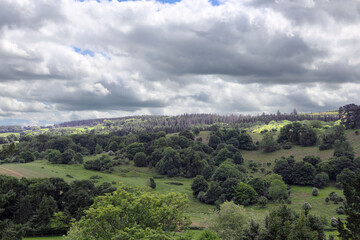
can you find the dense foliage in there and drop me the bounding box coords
[65,183,191,240]
[0,175,116,238]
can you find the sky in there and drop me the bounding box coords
[0,0,360,126]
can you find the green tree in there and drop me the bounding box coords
[268,179,288,201]
[233,182,258,206]
[191,175,208,197]
[73,153,83,164]
[214,148,233,166]
[126,142,145,160]
[273,156,295,184]
[60,149,75,164]
[133,152,147,167]
[338,170,360,239]
[210,201,248,240]
[336,168,356,187]
[65,184,191,240]
[260,133,280,153]
[155,147,181,177]
[19,151,34,163]
[211,160,243,183]
[248,177,267,196]
[94,144,103,154]
[292,161,316,186]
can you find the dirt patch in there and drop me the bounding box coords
[0,166,26,178]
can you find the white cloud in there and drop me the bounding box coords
[0,0,359,125]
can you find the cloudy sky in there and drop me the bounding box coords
[0,0,359,125]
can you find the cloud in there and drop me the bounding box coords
[0,0,359,125]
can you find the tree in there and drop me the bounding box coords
[248,177,267,196]
[191,175,208,197]
[214,148,233,166]
[336,168,356,187]
[299,125,317,147]
[65,184,191,240]
[73,153,83,164]
[155,147,181,177]
[60,149,75,164]
[268,179,288,201]
[337,170,360,239]
[94,144,103,154]
[133,152,147,167]
[209,135,221,150]
[211,160,243,183]
[108,141,119,152]
[47,149,61,164]
[203,182,223,204]
[273,156,295,184]
[233,182,258,206]
[19,151,34,163]
[126,142,145,160]
[303,155,321,166]
[179,130,195,140]
[339,104,360,129]
[292,161,316,186]
[237,133,255,150]
[260,133,280,153]
[210,201,248,240]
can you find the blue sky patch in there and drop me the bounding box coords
[72,46,95,57]
[76,0,221,6]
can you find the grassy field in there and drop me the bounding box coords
[1,128,357,239]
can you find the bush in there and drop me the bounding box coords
[258,196,267,208]
[197,229,220,240]
[331,217,338,227]
[336,206,345,215]
[312,188,319,196]
[149,178,156,189]
[282,142,292,149]
[302,202,312,215]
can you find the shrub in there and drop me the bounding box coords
[258,196,267,208]
[312,188,319,196]
[336,206,345,215]
[331,217,338,227]
[197,229,219,240]
[149,178,156,189]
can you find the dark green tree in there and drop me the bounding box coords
[233,182,258,206]
[260,133,280,153]
[191,175,208,196]
[337,170,360,239]
[133,152,147,167]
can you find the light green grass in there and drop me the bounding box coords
[0,132,20,137]
[24,236,64,240]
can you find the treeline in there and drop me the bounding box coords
[0,126,22,133]
[0,175,116,238]
[238,110,340,125]
[54,114,240,132]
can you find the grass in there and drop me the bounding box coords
[24,237,64,240]
[2,127,358,238]
[0,132,20,137]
